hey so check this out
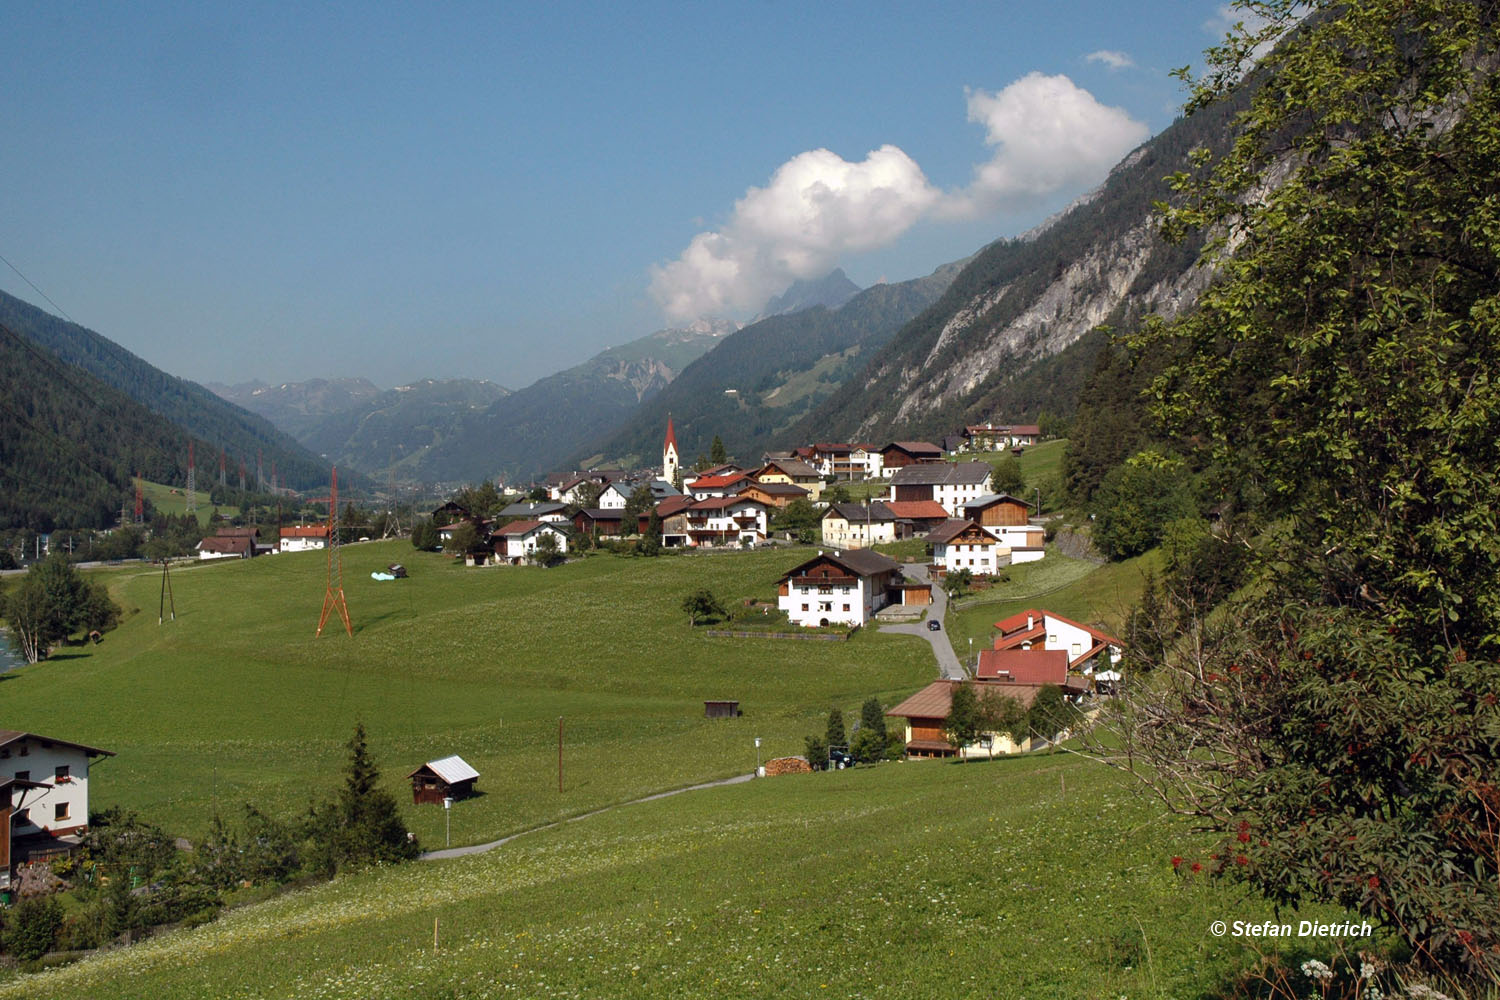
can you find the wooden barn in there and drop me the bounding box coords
[407,755,480,805]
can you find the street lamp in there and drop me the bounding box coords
[443,797,453,847]
[754,737,761,776]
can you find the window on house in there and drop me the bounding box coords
[1048,634,1058,645]
[54,765,70,783]
[14,771,28,782]
[54,802,69,822]
[801,604,809,611]
[843,604,850,612]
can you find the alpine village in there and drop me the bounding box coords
[0,4,1496,997]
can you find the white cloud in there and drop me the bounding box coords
[650,73,1149,323]
[940,73,1150,219]
[1086,49,1136,70]
[650,145,938,322]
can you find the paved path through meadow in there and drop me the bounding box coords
[419,772,755,860]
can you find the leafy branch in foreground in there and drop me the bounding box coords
[1099,0,1500,979]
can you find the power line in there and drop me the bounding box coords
[0,250,78,325]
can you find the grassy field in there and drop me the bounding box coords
[137,477,239,526]
[1,542,934,847]
[0,750,1370,999]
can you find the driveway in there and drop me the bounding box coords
[881,562,965,680]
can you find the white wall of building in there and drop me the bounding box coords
[4,740,96,835]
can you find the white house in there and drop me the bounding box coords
[682,496,768,547]
[279,525,329,553]
[991,608,1124,673]
[492,519,570,565]
[927,519,1007,575]
[887,462,994,516]
[777,549,901,628]
[1,730,113,887]
[598,482,633,509]
[849,445,884,480]
[819,502,902,549]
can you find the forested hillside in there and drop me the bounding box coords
[0,324,213,530]
[585,261,963,466]
[0,290,330,491]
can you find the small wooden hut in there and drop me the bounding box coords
[407,755,480,805]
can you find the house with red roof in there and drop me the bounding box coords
[278,524,329,554]
[992,609,1123,676]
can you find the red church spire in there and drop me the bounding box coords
[664,415,678,451]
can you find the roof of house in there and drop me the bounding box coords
[689,495,768,512]
[281,524,329,538]
[886,679,1054,719]
[407,754,480,785]
[889,461,994,487]
[782,548,900,582]
[758,458,820,479]
[993,608,1124,649]
[976,648,1070,684]
[500,502,568,518]
[883,440,944,456]
[648,480,683,498]
[652,495,696,518]
[743,481,808,497]
[885,500,952,521]
[575,507,624,521]
[696,463,744,477]
[926,519,1001,545]
[199,535,253,555]
[0,730,114,758]
[822,501,895,522]
[812,442,853,454]
[689,473,752,491]
[966,493,1032,511]
[495,519,555,537]
[966,423,1041,436]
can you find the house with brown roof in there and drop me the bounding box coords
[1,730,113,887]
[819,501,906,549]
[964,423,1041,451]
[492,520,569,565]
[880,441,945,474]
[885,680,1040,758]
[777,549,901,628]
[681,496,768,547]
[927,519,1007,575]
[755,459,823,501]
[197,528,257,560]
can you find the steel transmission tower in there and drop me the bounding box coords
[316,467,353,637]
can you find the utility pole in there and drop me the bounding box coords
[557,717,564,794]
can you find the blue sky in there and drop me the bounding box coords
[2,2,1241,390]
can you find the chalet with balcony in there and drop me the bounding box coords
[887,462,993,516]
[777,549,901,628]
[928,519,1007,576]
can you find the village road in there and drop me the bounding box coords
[879,562,965,680]
[419,772,755,860]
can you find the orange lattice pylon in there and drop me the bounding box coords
[316,466,353,637]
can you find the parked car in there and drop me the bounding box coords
[927,619,942,631]
[828,748,855,770]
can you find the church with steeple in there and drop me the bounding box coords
[662,416,680,486]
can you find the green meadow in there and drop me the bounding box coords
[137,477,238,526]
[2,542,933,847]
[0,749,1369,999]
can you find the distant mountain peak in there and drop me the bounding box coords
[758,269,862,319]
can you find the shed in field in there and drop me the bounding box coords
[407,755,480,805]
